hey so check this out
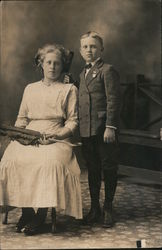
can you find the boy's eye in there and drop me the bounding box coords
[82,45,96,49]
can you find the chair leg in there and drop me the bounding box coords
[51,208,57,233]
[2,211,8,224]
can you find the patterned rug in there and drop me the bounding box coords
[0,170,162,249]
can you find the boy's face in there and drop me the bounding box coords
[80,36,102,63]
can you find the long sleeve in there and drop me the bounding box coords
[15,86,30,128]
[64,85,79,133]
[103,65,120,128]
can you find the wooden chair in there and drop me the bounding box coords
[2,211,8,224]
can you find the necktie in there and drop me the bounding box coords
[85,63,92,69]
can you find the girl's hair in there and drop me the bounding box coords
[80,31,104,51]
[35,43,73,72]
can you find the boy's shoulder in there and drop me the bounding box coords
[100,62,113,71]
[100,62,119,76]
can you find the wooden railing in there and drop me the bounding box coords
[120,74,162,148]
[119,129,162,149]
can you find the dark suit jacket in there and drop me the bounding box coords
[78,59,120,137]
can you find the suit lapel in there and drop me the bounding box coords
[80,69,86,83]
[80,68,89,92]
[86,59,104,85]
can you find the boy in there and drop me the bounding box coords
[79,31,120,227]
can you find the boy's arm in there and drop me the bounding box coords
[103,65,120,142]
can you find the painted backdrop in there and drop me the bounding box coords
[0,0,161,124]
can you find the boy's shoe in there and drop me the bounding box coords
[102,204,114,228]
[83,206,101,224]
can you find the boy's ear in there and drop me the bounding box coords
[101,46,104,52]
[80,48,83,57]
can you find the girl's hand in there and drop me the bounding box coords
[39,134,52,145]
[46,133,59,140]
[46,128,72,140]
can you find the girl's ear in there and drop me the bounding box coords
[34,52,40,66]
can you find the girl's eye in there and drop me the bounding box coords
[56,62,61,66]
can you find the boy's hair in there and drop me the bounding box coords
[80,31,104,50]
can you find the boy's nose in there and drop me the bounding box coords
[87,46,92,52]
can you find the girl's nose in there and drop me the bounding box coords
[51,63,55,69]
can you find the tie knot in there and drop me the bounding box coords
[85,63,92,69]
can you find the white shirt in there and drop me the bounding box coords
[85,58,100,78]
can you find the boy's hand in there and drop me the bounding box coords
[63,74,70,84]
[104,127,115,143]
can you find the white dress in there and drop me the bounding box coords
[0,81,82,219]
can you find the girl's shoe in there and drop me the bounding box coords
[23,215,44,236]
[16,209,35,233]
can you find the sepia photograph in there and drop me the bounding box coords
[0,0,161,249]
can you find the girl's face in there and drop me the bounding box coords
[42,52,63,81]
